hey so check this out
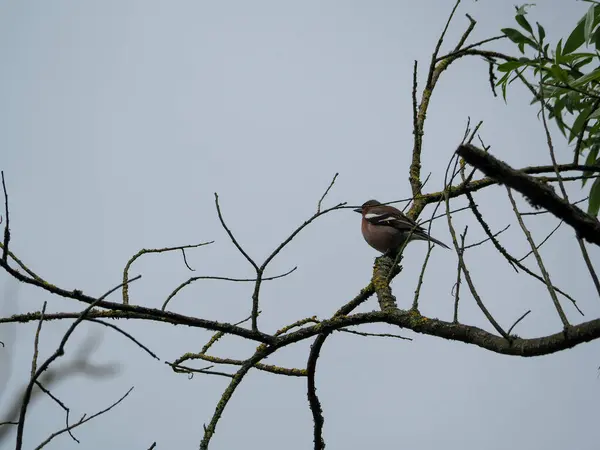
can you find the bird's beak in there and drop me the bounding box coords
[353,208,362,213]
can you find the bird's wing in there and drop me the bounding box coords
[364,210,425,233]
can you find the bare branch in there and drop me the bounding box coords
[172,353,306,377]
[517,221,563,263]
[0,260,275,343]
[307,335,326,450]
[444,155,509,339]
[0,243,46,282]
[34,382,79,443]
[166,362,235,378]
[457,144,600,246]
[15,277,140,450]
[161,267,296,311]
[200,314,254,355]
[273,309,600,358]
[214,193,259,270]
[251,200,346,331]
[317,173,339,213]
[85,318,159,360]
[578,239,600,299]
[1,171,9,263]
[30,302,47,377]
[122,242,213,304]
[33,387,133,450]
[181,248,195,271]
[436,35,507,61]
[200,346,275,450]
[508,310,532,336]
[506,188,569,328]
[337,327,412,341]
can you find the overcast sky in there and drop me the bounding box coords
[1,1,599,449]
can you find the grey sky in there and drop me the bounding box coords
[1,1,599,449]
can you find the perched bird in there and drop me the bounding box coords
[354,199,450,253]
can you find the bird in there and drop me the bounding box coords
[354,199,450,253]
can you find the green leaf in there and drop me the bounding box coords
[587,175,600,216]
[564,17,586,54]
[502,27,527,43]
[570,67,600,88]
[558,52,597,63]
[556,39,563,61]
[570,105,594,143]
[585,5,596,42]
[516,13,533,34]
[583,144,599,186]
[573,56,594,72]
[537,22,546,43]
[550,95,565,118]
[502,27,539,50]
[588,107,600,120]
[593,26,600,50]
[549,64,570,83]
[497,60,525,72]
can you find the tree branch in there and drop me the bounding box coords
[456,144,600,246]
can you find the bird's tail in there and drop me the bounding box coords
[414,232,450,250]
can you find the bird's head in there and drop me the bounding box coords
[353,199,381,213]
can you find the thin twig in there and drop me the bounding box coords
[0,257,275,343]
[0,244,46,282]
[428,0,461,87]
[1,171,9,263]
[172,352,305,377]
[251,200,346,331]
[507,310,532,335]
[444,154,509,339]
[122,242,213,304]
[200,347,275,450]
[161,267,297,311]
[463,224,510,250]
[506,188,570,328]
[461,177,579,309]
[214,193,259,270]
[181,248,195,271]
[337,327,412,341]
[275,316,319,336]
[33,387,134,450]
[578,239,600,299]
[200,314,254,355]
[15,277,141,450]
[412,242,434,311]
[166,362,234,378]
[215,185,345,332]
[436,35,506,61]
[34,382,78,443]
[317,173,339,213]
[457,144,600,246]
[453,231,466,323]
[85,318,159,360]
[517,221,563,263]
[30,302,47,377]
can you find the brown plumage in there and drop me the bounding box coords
[354,199,450,253]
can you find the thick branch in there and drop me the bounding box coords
[456,144,600,246]
[0,260,274,344]
[276,309,600,357]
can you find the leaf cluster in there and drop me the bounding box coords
[498,2,600,214]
